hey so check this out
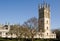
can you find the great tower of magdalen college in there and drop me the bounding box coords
[34,1,56,38]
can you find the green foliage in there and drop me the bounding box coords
[0,38,60,41]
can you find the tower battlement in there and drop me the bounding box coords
[38,2,50,10]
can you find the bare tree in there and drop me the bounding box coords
[9,24,23,41]
[53,29,60,39]
[23,17,38,41]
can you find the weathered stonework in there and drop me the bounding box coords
[37,2,56,38]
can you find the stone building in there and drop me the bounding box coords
[0,2,56,39]
[34,2,56,38]
[0,24,16,38]
[0,24,10,37]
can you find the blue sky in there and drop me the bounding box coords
[0,0,60,29]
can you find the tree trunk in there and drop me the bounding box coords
[32,36,33,41]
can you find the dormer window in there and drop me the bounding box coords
[4,25,8,27]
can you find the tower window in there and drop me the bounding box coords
[41,21,43,24]
[46,20,48,24]
[47,33,48,36]
[47,27,48,30]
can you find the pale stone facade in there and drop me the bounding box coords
[0,24,17,38]
[36,2,56,38]
[0,24,10,38]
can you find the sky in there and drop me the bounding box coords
[0,0,60,29]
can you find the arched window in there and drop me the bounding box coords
[47,27,48,30]
[47,33,48,36]
[6,27,8,30]
[46,20,48,24]
[6,33,8,35]
[40,20,43,24]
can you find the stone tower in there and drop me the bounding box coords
[37,2,56,38]
[38,2,51,36]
